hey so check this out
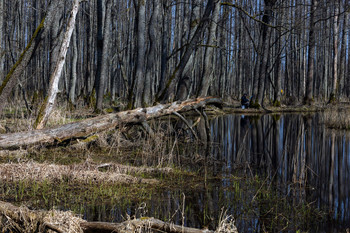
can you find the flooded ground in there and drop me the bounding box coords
[1,113,349,232]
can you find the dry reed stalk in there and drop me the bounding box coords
[0,161,161,185]
[0,200,85,233]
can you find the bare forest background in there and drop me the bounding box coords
[0,0,349,115]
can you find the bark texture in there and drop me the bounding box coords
[34,0,81,129]
[0,97,223,149]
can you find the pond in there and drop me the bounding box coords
[72,113,350,232]
[2,113,349,232]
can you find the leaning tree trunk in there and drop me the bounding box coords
[34,0,81,129]
[157,0,215,103]
[0,0,63,116]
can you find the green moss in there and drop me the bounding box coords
[0,17,45,95]
[89,89,96,108]
[273,100,281,107]
[272,114,281,122]
[250,100,261,109]
[33,96,48,129]
[82,135,99,143]
[328,93,337,104]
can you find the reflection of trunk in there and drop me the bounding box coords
[272,116,280,169]
[292,118,303,184]
[329,131,335,211]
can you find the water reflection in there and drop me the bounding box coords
[210,113,350,231]
[63,113,350,232]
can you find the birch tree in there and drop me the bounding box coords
[34,0,81,129]
[0,0,64,115]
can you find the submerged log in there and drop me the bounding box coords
[0,97,222,149]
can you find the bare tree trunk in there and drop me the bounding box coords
[339,3,348,98]
[198,0,221,97]
[69,27,78,105]
[144,1,160,106]
[304,0,318,104]
[95,0,112,111]
[34,0,81,129]
[0,0,63,116]
[133,0,147,108]
[175,0,200,101]
[158,0,215,103]
[330,0,340,102]
[0,0,3,81]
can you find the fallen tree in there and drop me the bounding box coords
[0,200,238,233]
[0,97,222,150]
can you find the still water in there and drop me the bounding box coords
[82,113,350,232]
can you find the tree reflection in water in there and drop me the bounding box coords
[210,113,350,231]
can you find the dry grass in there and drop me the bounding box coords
[0,200,85,233]
[322,107,350,129]
[0,160,163,185]
[215,214,238,233]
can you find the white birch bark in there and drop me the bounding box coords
[35,0,81,129]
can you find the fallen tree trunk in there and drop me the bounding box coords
[0,200,221,233]
[81,218,214,233]
[0,97,222,150]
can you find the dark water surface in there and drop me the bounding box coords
[74,114,350,232]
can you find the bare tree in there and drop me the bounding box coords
[304,0,318,104]
[34,0,81,129]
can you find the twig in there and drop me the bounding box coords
[172,111,198,140]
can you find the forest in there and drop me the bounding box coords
[0,0,349,114]
[1,0,350,232]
